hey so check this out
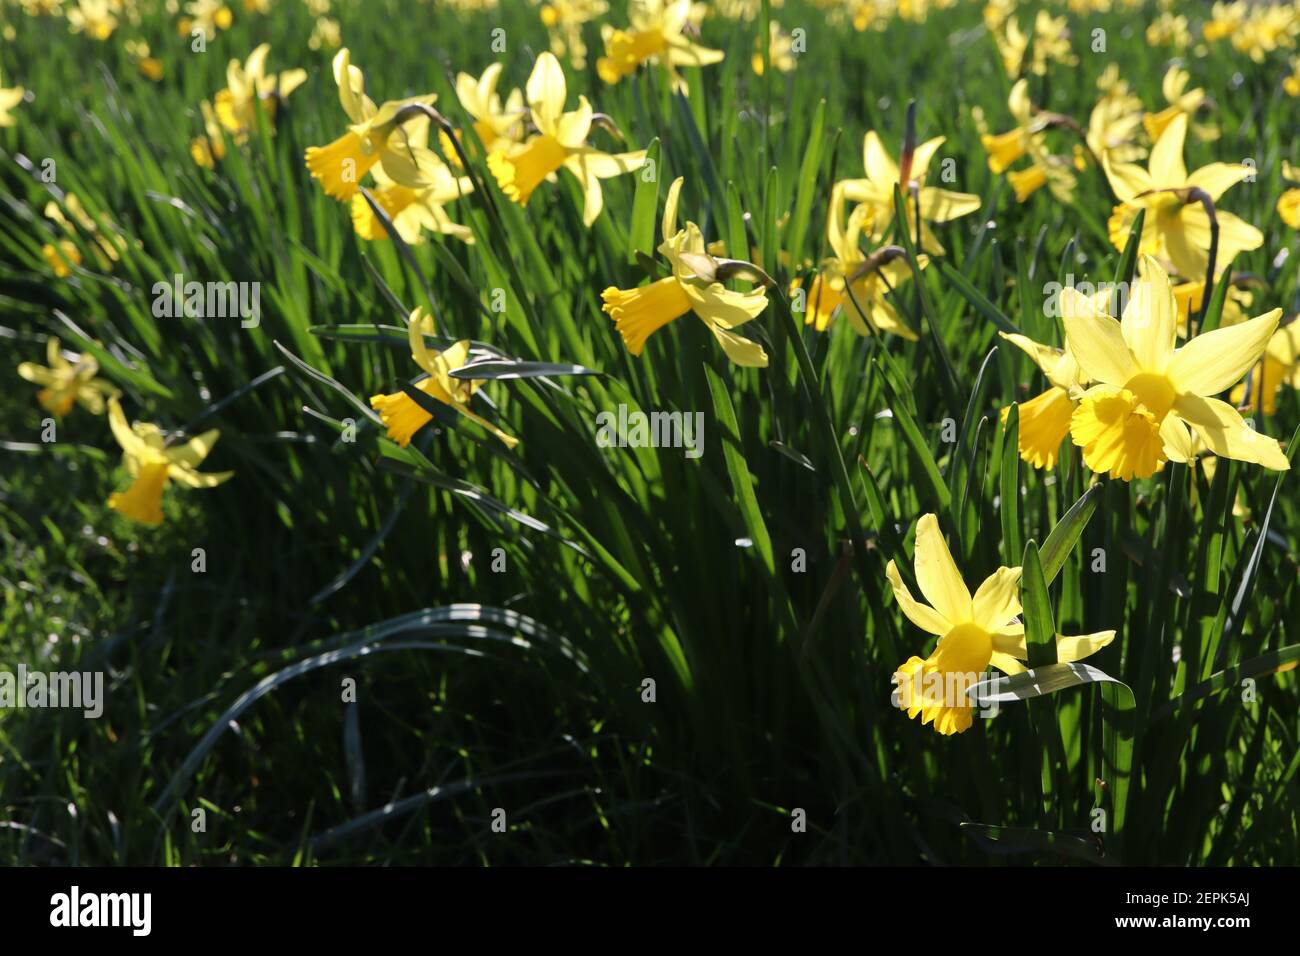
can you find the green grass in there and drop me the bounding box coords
[1,0,1298,865]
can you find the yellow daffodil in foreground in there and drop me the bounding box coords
[350,116,474,244]
[488,52,646,226]
[1063,256,1290,480]
[602,177,769,367]
[1278,161,1300,229]
[305,49,440,202]
[106,398,233,527]
[1143,66,1218,144]
[369,308,519,449]
[801,185,922,338]
[888,514,1114,735]
[1104,114,1261,281]
[999,328,1088,470]
[18,337,120,417]
[836,128,980,255]
[213,44,306,140]
[1232,319,1300,416]
[596,0,723,92]
[0,69,24,127]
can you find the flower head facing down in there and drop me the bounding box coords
[487,52,646,226]
[602,177,770,367]
[887,514,1114,735]
[1063,256,1290,480]
[106,398,234,526]
[305,49,441,202]
[369,309,519,449]
[18,337,120,418]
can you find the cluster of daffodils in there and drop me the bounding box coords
[17,338,232,527]
[191,44,306,168]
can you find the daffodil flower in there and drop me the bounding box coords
[751,21,797,76]
[487,52,646,227]
[1104,114,1261,281]
[1143,66,1218,144]
[836,128,981,255]
[802,184,923,337]
[999,328,1089,470]
[18,337,120,418]
[1278,161,1300,230]
[106,398,233,527]
[1284,57,1300,98]
[1231,319,1300,417]
[213,44,306,139]
[1063,255,1290,480]
[42,193,130,274]
[1086,67,1147,166]
[887,514,1115,736]
[369,308,519,450]
[596,0,723,92]
[979,80,1036,176]
[449,63,525,157]
[67,0,118,40]
[538,0,610,69]
[602,177,769,367]
[0,69,23,127]
[191,99,228,169]
[350,116,474,245]
[305,48,441,202]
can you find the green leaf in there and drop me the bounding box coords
[1039,482,1103,586]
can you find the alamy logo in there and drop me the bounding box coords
[152,274,261,328]
[595,404,704,459]
[50,886,151,936]
[0,666,103,718]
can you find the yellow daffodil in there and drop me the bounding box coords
[213,44,306,139]
[351,118,474,245]
[308,16,341,51]
[305,48,440,202]
[125,41,165,82]
[1063,256,1290,480]
[1231,319,1300,416]
[106,398,234,526]
[1278,161,1300,229]
[801,185,922,337]
[836,127,981,255]
[1147,12,1192,50]
[1143,66,1218,144]
[1171,277,1252,336]
[67,0,118,39]
[993,11,1077,78]
[369,308,519,449]
[42,193,129,273]
[487,52,646,227]
[180,0,234,38]
[18,337,120,417]
[999,328,1089,470]
[451,63,525,157]
[1086,66,1146,166]
[0,69,24,126]
[1284,57,1300,97]
[752,21,797,75]
[538,0,609,69]
[602,177,769,367]
[1104,114,1261,282]
[596,0,723,92]
[887,513,1114,736]
[979,80,1035,175]
[191,100,227,169]
[1203,1,1246,42]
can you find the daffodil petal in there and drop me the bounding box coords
[1167,309,1281,396]
[913,513,972,624]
